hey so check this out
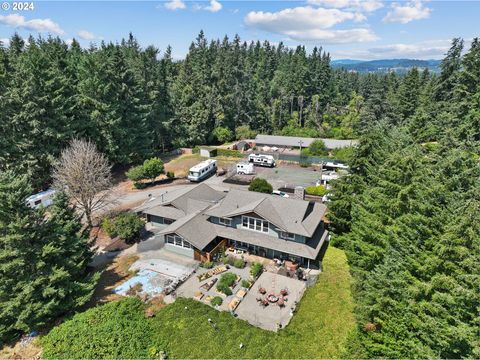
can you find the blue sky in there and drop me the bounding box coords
[0,0,478,60]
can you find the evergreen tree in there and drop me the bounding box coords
[0,171,97,343]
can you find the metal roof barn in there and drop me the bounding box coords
[255,135,358,149]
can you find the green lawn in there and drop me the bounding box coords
[42,246,355,359]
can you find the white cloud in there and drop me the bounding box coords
[164,0,186,10]
[383,0,431,24]
[204,0,222,12]
[77,30,97,40]
[331,39,453,60]
[0,38,9,46]
[287,28,378,43]
[245,6,376,44]
[307,0,383,13]
[0,14,64,35]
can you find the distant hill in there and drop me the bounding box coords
[331,59,442,73]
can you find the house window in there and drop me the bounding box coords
[219,217,232,226]
[242,216,269,233]
[166,234,193,249]
[280,231,295,240]
[163,218,174,225]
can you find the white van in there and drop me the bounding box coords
[236,162,255,175]
[26,188,56,209]
[188,159,217,182]
[248,153,276,167]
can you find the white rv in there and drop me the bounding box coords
[248,153,276,167]
[323,161,349,171]
[236,162,255,175]
[188,159,217,182]
[26,188,56,209]
[316,170,341,188]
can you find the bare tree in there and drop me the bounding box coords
[53,138,113,228]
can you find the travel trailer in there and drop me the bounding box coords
[323,161,349,171]
[316,171,341,188]
[188,159,217,182]
[248,153,276,167]
[236,162,255,175]
[26,188,56,209]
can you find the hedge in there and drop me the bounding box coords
[41,298,166,359]
[216,148,243,158]
[305,185,328,197]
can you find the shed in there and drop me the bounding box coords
[199,147,217,157]
[234,141,250,151]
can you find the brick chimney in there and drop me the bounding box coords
[294,186,305,200]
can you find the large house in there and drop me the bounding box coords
[136,184,330,269]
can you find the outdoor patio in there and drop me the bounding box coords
[234,271,307,331]
[173,264,254,312]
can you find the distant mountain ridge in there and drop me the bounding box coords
[331,58,442,73]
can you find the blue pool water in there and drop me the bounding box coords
[114,269,165,296]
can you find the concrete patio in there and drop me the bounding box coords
[235,271,307,331]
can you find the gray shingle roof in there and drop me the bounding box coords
[214,224,329,260]
[141,184,328,260]
[255,134,358,149]
[205,189,327,237]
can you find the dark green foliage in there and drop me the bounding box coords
[241,279,251,288]
[212,127,234,143]
[166,171,175,179]
[329,39,480,357]
[41,298,165,359]
[126,157,164,186]
[306,139,327,156]
[250,263,263,278]
[216,272,237,295]
[126,165,145,183]
[233,258,245,269]
[102,212,144,243]
[215,148,243,158]
[210,296,223,306]
[0,172,97,344]
[201,261,214,269]
[142,157,164,183]
[248,178,273,194]
[235,125,257,140]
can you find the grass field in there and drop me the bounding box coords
[164,154,238,177]
[41,246,355,359]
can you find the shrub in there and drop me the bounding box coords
[212,127,234,144]
[248,178,273,194]
[101,217,116,237]
[305,185,328,197]
[241,279,251,288]
[201,261,214,269]
[233,258,245,269]
[41,298,166,359]
[210,296,223,306]
[221,255,235,265]
[220,272,237,286]
[126,165,146,183]
[216,283,232,296]
[216,148,243,158]
[103,213,144,242]
[308,139,328,156]
[143,157,164,184]
[133,182,147,189]
[192,146,200,154]
[166,171,175,179]
[250,263,263,278]
[235,125,257,140]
